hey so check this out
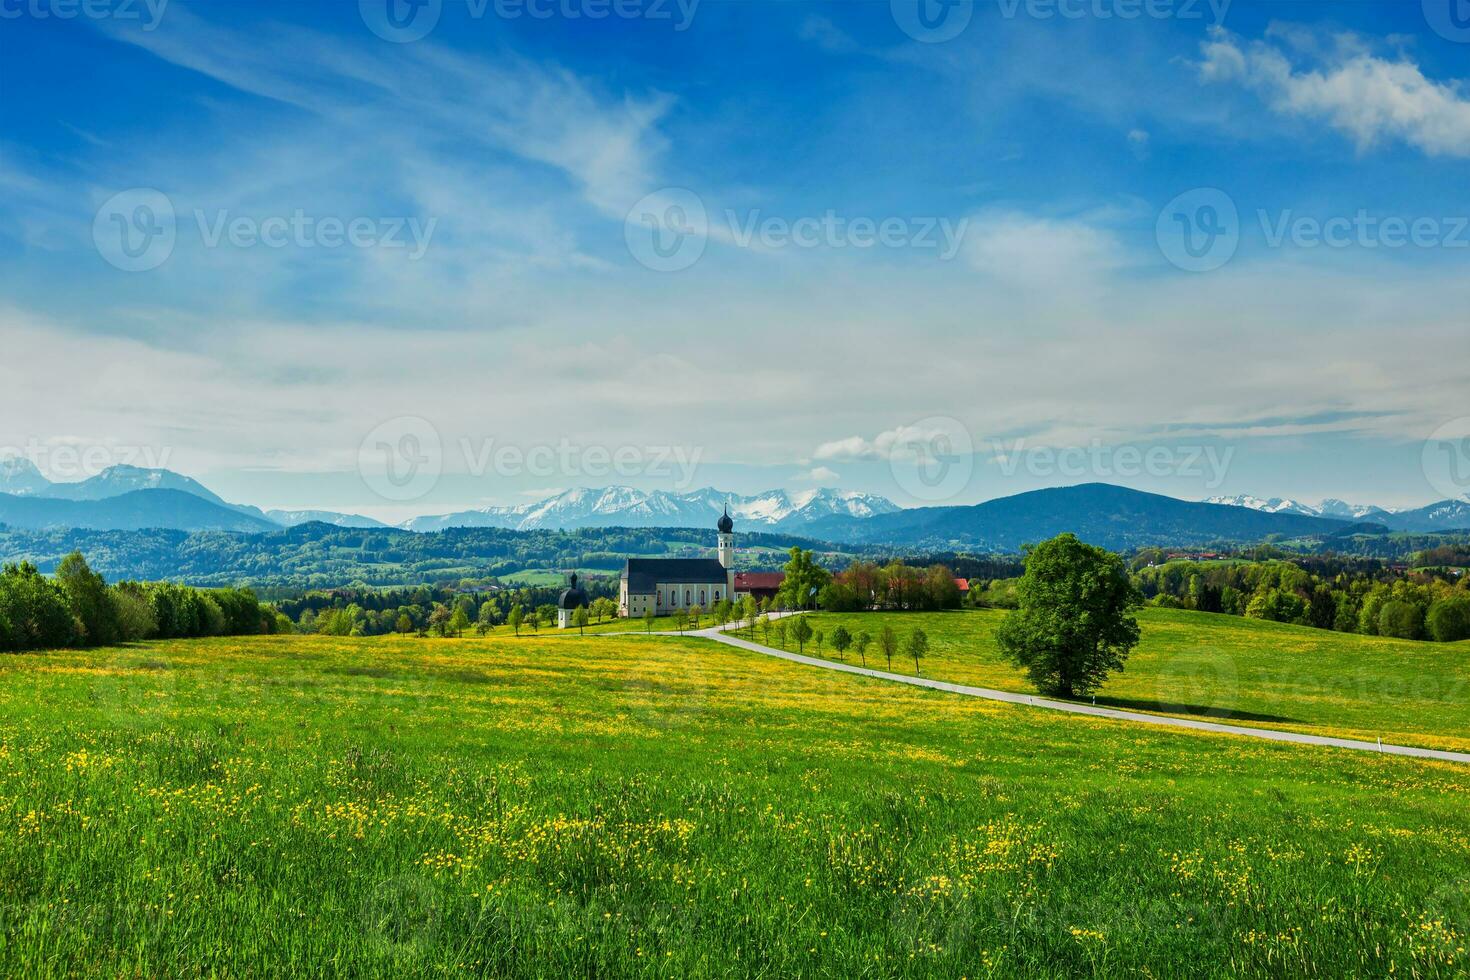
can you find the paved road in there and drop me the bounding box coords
[692,622,1470,766]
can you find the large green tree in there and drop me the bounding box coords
[777,548,831,610]
[997,533,1142,698]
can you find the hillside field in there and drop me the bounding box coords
[0,630,1468,976]
[773,608,1470,754]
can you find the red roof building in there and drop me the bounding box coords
[734,571,785,602]
[954,577,970,593]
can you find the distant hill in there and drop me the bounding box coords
[265,509,387,529]
[801,483,1352,550]
[1378,499,1470,532]
[0,522,850,587]
[40,465,230,504]
[0,489,278,533]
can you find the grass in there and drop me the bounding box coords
[770,608,1470,754]
[497,568,616,587]
[0,630,1468,975]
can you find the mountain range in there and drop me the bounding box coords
[1202,495,1391,520]
[1202,493,1470,534]
[2,459,1469,546]
[400,486,899,533]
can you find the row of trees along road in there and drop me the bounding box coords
[773,536,1142,700]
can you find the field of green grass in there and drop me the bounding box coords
[497,568,616,588]
[770,608,1470,754]
[0,630,1468,975]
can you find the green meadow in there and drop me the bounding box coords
[774,608,1470,754]
[0,628,1468,976]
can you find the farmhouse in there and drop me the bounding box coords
[733,571,784,604]
[619,508,737,617]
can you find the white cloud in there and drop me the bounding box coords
[794,465,840,483]
[962,211,1126,287]
[1198,27,1470,158]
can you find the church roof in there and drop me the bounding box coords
[621,558,729,593]
[717,504,733,534]
[558,573,588,610]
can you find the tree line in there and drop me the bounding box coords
[0,552,281,652]
[1131,557,1470,643]
[277,579,622,637]
[787,550,964,612]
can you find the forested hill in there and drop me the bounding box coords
[0,523,847,589]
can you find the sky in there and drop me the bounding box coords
[1,0,1469,521]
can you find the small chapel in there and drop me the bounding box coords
[618,507,736,617]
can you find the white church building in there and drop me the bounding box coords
[619,507,736,617]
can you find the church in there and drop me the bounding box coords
[619,507,737,617]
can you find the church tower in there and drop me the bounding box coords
[717,504,735,570]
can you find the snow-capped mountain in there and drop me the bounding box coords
[0,457,51,496]
[42,465,229,504]
[399,486,901,533]
[1204,495,1390,520]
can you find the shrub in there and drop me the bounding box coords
[1427,596,1470,643]
[1378,600,1423,641]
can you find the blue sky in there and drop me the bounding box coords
[1,0,1468,519]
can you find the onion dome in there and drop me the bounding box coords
[558,573,588,610]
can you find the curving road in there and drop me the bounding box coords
[692,620,1470,766]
